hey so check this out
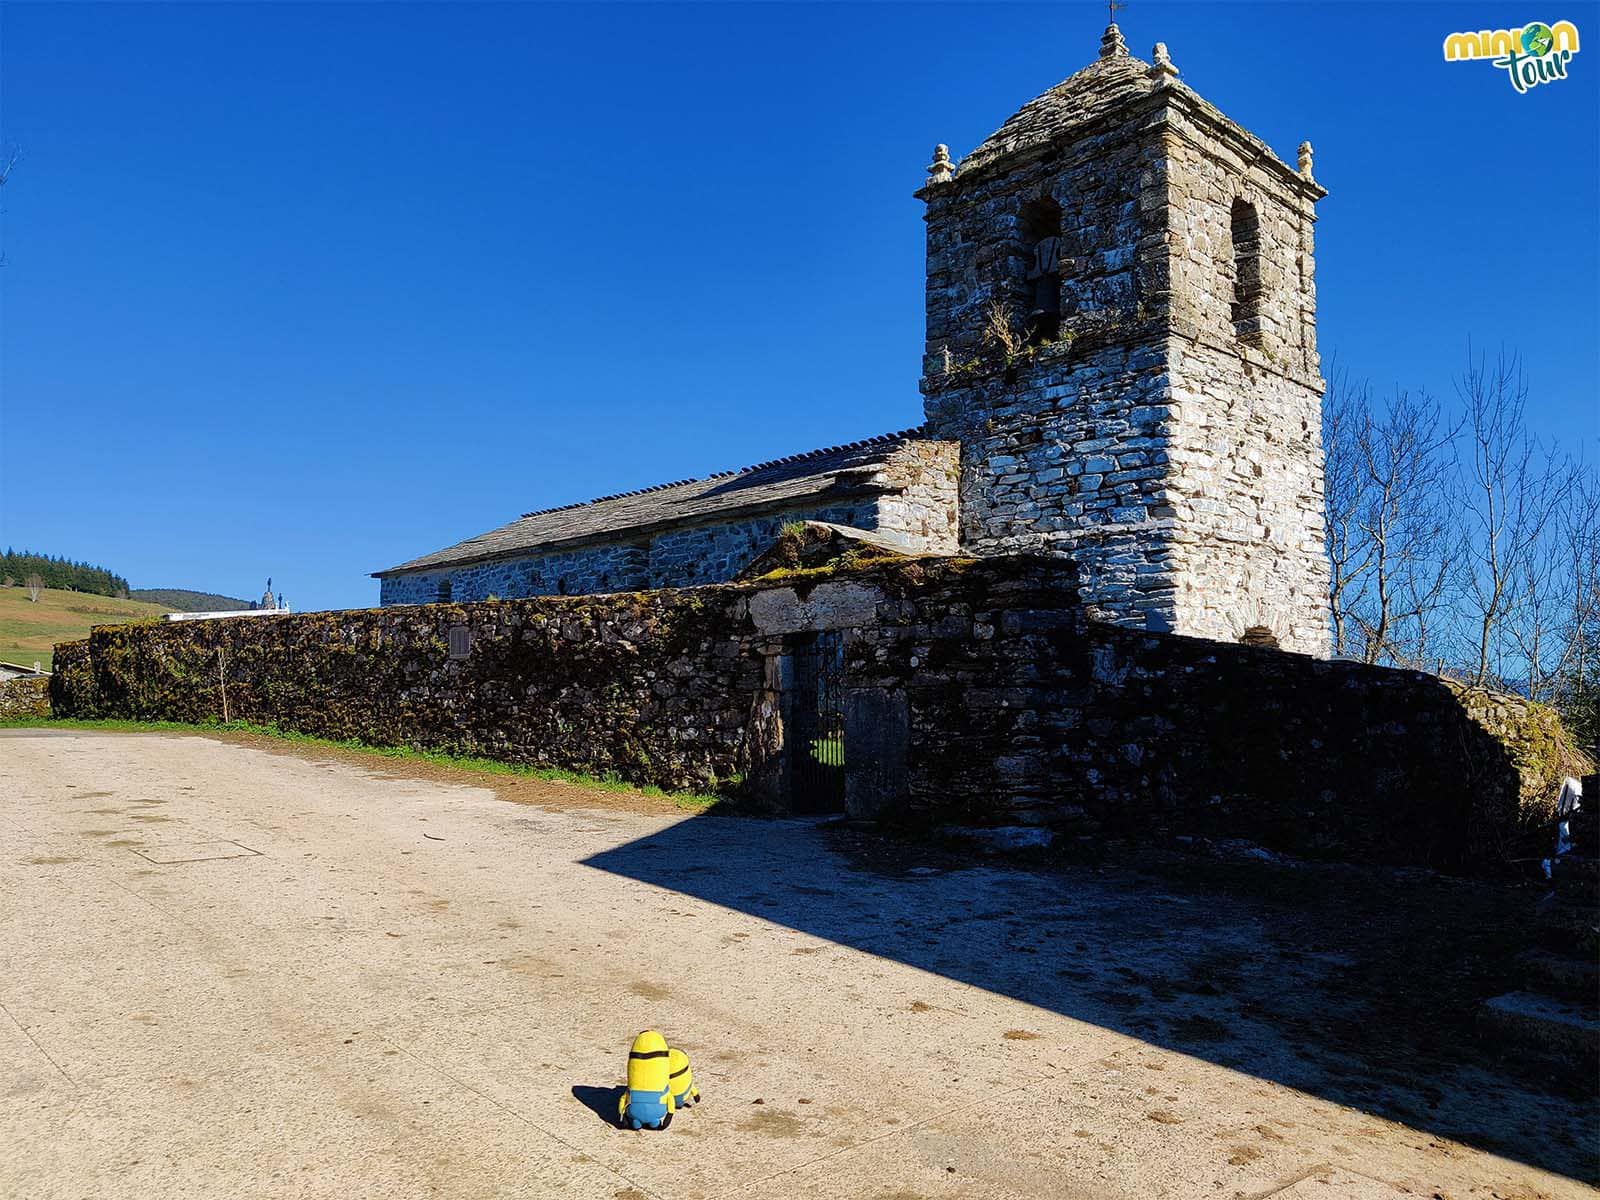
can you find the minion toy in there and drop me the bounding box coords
[667,1047,700,1109]
[617,1030,675,1130]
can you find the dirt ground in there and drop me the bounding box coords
[1,728,1594,1199]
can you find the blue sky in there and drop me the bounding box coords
[1,2,1595,612]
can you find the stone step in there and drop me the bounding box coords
[1519,947,1600,999]
[1478,990,1599,1065]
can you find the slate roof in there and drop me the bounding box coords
[375,429,930,577]
[954,36,1312,193]
[956,46,1155,179]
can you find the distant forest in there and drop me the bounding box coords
[1,550,129,598]
[129,589,251,613]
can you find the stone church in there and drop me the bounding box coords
[376,22,1331,657]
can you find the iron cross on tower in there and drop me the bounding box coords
[1107,0,1125,23]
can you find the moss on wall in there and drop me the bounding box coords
[1445,682,1593,857]
[0,675,49,720]
[50,593,766,794]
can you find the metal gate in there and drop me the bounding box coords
[789,631,846,813]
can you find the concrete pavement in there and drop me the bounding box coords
[0,730,1592,1198]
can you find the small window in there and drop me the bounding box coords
[1230,198,1263,344]
[448,626,472,659]
[1020,197,1063,345]
[436,577,453,603]
[1240,624,1279,649]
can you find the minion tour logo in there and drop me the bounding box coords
[1443,20,1580,92]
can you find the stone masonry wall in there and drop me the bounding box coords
[1158,96,1329,653]
[379,500,877,607]
[53,590,766,792]
[377,571,444,606]
[51,558,1576,873]
[382,541,655,607]
[645,502,881,591]
[1165,341,1329,652]
[379,442,959,606]
[831,564,1582,870]
[0,675,49,720]
[918,52,1330,655]
[859,437,961,554]
[644,436,958,591]
[920,73,1181,633]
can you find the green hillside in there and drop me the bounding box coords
[0,585,170,671]
[130,588,252,613]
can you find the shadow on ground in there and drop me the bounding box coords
[582,813,1597,1184]
[570,1084,626,1127]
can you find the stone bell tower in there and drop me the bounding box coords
[917,23,1331,656]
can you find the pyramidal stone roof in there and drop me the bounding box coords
[375,429,931,577]
[956,27,1155,178]
[946,24,1313,194]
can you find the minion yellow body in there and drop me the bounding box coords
[667,1047,700,1108]
[617,1030,676,1130]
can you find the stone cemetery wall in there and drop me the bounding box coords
[841,577,1583,868]
[51,591,766,793]
[0,674,49,720]
[50,559,1581,872]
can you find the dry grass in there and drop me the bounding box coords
[0,585,169,670]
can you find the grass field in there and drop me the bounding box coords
[0,586,170,671]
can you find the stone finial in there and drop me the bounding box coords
[1297,140,1314,180]
[1148,42,1178,85]
[1099,22,1128,58]
[925,143,954,186]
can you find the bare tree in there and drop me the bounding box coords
[1356,389,1456,665]
[1326,342,1598,751]
[1455,348,1563,686]
[1322,369,1373,658]
[24,572,43,603]
[1324,374,1458,666]
[1504,460,1585,700]
[0,144,16,270]
[1537,467,1600,732]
